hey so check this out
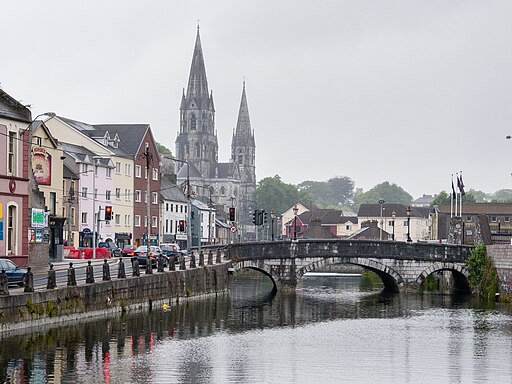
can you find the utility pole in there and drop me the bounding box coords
[144,146,152,248]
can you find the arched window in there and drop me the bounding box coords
[234,188,238,197]
[195,143,201,158]
[7,203,18,255]
[190,114,196,130]
[220,186,225,195]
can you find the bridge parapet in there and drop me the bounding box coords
[228,239,473,263]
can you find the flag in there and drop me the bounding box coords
[458,174,465,196]
[451,176,456,199]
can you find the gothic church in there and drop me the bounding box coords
[175,27,256,228]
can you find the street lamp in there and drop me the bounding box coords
[378,199,385,240]
[91,156,102,259]
[391,211,396,241]
[271,209,276,241]
[406,206,412,242]
[292,203,299,241]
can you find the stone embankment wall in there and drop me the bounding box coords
[488,244,512,295]
[0,264,230,333]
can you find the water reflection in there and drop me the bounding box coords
[1,271,512,383]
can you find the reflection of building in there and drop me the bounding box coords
[175,28,256,238]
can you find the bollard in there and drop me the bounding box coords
[169,254,176,271]
[216,249,222,264]
[179,254,186,270]
[190,251,196,268]
[47,264,57,289]
[0,269,9,296]
[86,260,95,284]
[157,254,164,273]
[118,257,126,279]
[199,250,204,266]
[132,258,140,277]
[208,250,213,265]
[145,256,153,275]
[23,266,34,293]
[102,259,111,281]
[67,262,77,286]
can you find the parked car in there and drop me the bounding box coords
[133,245,167,267]
[0,258,27,287]
[121,245,137,258]
[160,243,182,264]
[98,241,121,257]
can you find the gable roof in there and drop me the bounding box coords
[160,176,188,203]
[0,89,32,122]
[437,203,512,215]
[358,203,429,218]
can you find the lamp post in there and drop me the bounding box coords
[173,157,191,253]
[292,203,299,241]
[91,156,102,259]
[391,211,396,241]
[378,199,385,240]
[271,209,276,241]
[406,206,412,242]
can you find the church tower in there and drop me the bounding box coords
[231,81,256,216]
[175,26,218,178]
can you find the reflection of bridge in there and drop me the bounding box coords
[224,240,474,293]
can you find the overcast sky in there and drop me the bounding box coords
[2,1,511,199]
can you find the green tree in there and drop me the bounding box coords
[466,244,498,301]
[328,176,355,205]
[255,175,311,215]
[352,182,412,210]
[468,189,489,203]
[156,142,172,156]
[431,190,477,206]
[491,189,512,202]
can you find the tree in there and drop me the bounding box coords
[156,142,172,156]
[352,182,412,210]
[328,176,355,205]
[431,190,477,206]
[491,189,512,202]
[297,176,354,208]
[466,244,498,301]
[255,175,311,215]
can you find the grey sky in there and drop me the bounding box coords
[3,1,511,198]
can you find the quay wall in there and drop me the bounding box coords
[0,263,231,334]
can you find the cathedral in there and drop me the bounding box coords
[175,27,256,232]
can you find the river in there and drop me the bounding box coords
[1,271,512,383]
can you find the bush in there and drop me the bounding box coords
[466,244,499,301]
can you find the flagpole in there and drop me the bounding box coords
[460,171,463,217]
[450,174,454,218]
[455,172,459,216]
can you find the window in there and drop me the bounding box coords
[466,216,472,222]
[115,214,120,226]
[135,165,141,178]
[152,192,158,204]
[166,203,169,212]
[135,190,141,202]
[506,217,511,223]
[106,168,112,178]
[81,163,88,173]
[180,205,183,213]
[106,190,111,201]
[71,207,76,225]
[125,189,130,201]
[220,186,225,195]
[491,216,497,223]
[7,204,17,254]
[403,221,408,227]
[152,216,158,228]
[115,162,121,174]
[125,215,131,226]
[116,188,121,199]
[153,168,158,180]
[190,114,196,130]
[125,164,131,176]
[8,132,17,175]
[81,212,87,224]
[165,219,170,233]
[82,187,88,198]
[135,215,141,227]
[346,224,352,231]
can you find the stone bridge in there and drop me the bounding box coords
[223,239,474,293]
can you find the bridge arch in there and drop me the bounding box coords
[297,257,403,293]
[416,262,470,293]
[230,260,279,291]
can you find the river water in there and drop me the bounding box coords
[1,271,512,384]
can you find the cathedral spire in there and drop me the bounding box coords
[234,80,252,137]
[186,27,209,100]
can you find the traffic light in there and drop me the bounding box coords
[252,210,257,225]
[178,220,185,232]
[105,206,112,221]
[229,207,236,221]
[263,210,268,224]
[256,209,263,226]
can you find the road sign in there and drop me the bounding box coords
[230,226,237,233]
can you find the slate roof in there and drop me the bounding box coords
[92,124,149,156]
[160,176,188,202]
[0,89,31,122]
[211,162,239,179]
[297,209,358,225]
[358,203,429,218]
[177,162,202,179]
[437,203,512,215]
